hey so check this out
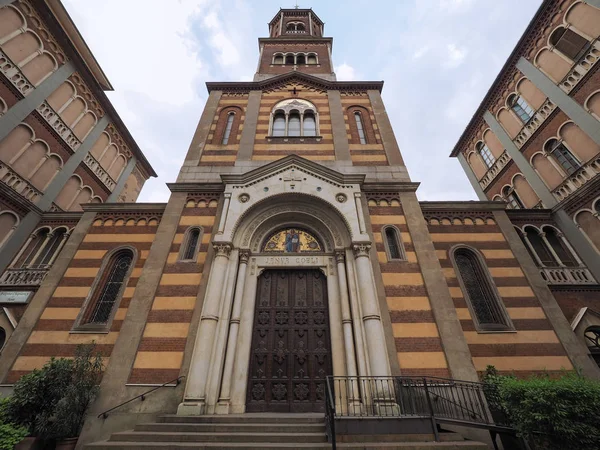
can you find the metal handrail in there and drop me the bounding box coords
[98,376,185,419]
[325,376,337,450]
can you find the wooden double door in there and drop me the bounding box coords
[246,269,332,412]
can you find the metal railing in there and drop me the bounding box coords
[98,376,185,419]
[325,376,521,450]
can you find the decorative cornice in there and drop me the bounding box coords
[167,183,226,193]
[40,211,84,221]
[361,182,420,193]
[419,200,508,212]
[268,8,324,26]
[206,72,384,94]
[0,183,43,217]
[81,203,167,213]
[554,176,600,216]
[505,208,554,222]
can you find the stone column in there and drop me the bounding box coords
[237,91,262,161]
[230,263,259,413]
[352,243,391,377]
[178,242,232,415]
[216,250,250,414]
[106,156,136,202]
[326,262,346,379]
[457,152,487,200]
[327,90,351,162]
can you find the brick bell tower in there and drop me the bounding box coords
[255,8,335,81]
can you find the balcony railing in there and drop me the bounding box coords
[0,49,34,96]
[560,41,600,94]
[0,162,42,202]
[479,151,511,190]
[552,155,600,202]
[513,98,556,149]
[540,266,596,285]
[0,268,49,287]
[36,101,81,151]
[83,153,116,190]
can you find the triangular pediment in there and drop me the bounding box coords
[220,155,364,187]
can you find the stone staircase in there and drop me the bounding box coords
[85,414,489,449]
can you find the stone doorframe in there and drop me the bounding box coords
[177,192,393,415]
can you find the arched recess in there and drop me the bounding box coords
[0,210,20,248]
[586,91,600,120]
[72,111,97,141]
[0,123,35,165]
[71,186,93,211]
[12,140,49,180]
[212,106,243,145]
[558,122,600,163]
[347,105,376,144]
[55,175,81,210]
[531,152,563,189]
[99,142,118,170]
[108,155,127,180]
[482,129,504,158]
[516,78,546,110]
[90,132,111,160]
[47,81,76,112]
[468,151,487,179]
[534,48,572,83]
[565,2,600,40]
[21,51,57,86]
[61,97,87,128]
[575,203,600,253]
[0,5,26,41]
[512,174,540,208]
[497,108,522,138]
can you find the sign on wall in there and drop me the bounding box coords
[0,291,33,305]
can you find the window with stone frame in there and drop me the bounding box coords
[451,246,513,331]
[524,226,557,266]
[382,225,406,261]
[508,94,535,124]
[347,106,376,145]
[545,139,580,175]
[502,185,524,210]
[179,226,203,262]
[212,106,242,145]
[550,27,590,62]
[269,99,319,137]
[542,226,578,267]
[14,227,69,269]
[73,247,136,331]
[476,142,495,169]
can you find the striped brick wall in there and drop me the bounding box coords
[367,194,450,378]
[5,214,162,383]
[128,195,219,384]
[340,93,387,166]
[200,94,248,166]
[253,84,334,162]
[425,213,572,378]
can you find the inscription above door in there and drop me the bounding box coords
[246,269,332,412]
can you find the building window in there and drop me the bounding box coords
[355,112,367,144]
[273,53,284,64]
[21,228,50,267]
[78,248,135,328]
[296,54,306,65]
[286,22,306,33]
[307,53,317,64]
[502,186,523,209]
[383,226,405,261]
[525,226,557,266]
[542,226,577,267]
[179,227,203,262]
[222,113,235,145]
[0,327,5,350]
[476,142,495,169]
[269,99,319,137]
[545,139,580,175]
[452,246,512,331]
[509,94,535,123]
[285,54,295,65]
[17,227,68,268]
[550,27,589,61]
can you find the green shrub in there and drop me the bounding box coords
[482,365,600,450]
[0,397,28,450]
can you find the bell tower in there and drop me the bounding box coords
[255,8,335,81]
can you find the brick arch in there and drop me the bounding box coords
[346,105,376,144]
[564,1,600,40]
[0,210,20,248]
[512,173,540,208]
[0,5,26,42]
[585,90,600,120]
[534,47,572,83]
[530,151,563,190]
[481,129,503,158]
[467,150,486,179]
[515,77,546,110]
[574,205,600,253]
[496,106,521,139]
[212,105,243,145]
[557,121,600,163]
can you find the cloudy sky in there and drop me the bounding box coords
[62,0,542,203]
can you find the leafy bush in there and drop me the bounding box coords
[3,343,103,440]
[482,365,600,450]
[0,397,28,450]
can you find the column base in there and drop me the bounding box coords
[374,399,401,416]
[215,399,231,415]
[177,400,206,416]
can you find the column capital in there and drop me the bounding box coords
[239,249,251,264]
[213,242,232,257]
[335,250,346,264]
[352,243,371,258]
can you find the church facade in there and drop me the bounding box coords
[0,1,599,448]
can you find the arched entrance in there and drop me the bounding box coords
[246,268,332,412]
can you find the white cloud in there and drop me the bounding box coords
[335,63,358,81]
[443,43,468,69]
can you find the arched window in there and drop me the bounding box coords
[303,112,316,136]
[354,112,367,144]
[0,327,5,350]
[272,112,286,136]
[288,111,301,136]
[542,226,577,267]
[452,247,512,331]
[221,113,235,145]
[179,227,202,262]
[21,228,50,267]
[545,139,579,175]
[502,186,523,209]
[509,94,535,123]
[296,53,306,65]
[273,53,284,64]
[525,226,556,266]
[476,142,495,169]
[285,54,295,65]
[286,22,305,33]
[516,227,539,264]
[36,228,66,267]
[550,27,589,61]
[307,53,317,64]
[77,248,135,328]
[383,226,405,260]
[269,99,318,137]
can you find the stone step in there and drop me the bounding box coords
[108,431,328,444]
[87,441,489,449]
[338,432,465,443]
[158,413,324,424]
[134,422,325,433]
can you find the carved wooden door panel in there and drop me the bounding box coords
[246,269,332,412]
